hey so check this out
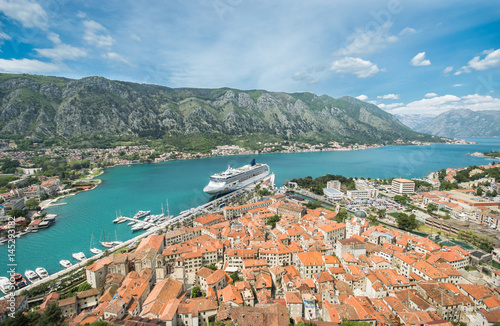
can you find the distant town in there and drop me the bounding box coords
[1,144,500,325]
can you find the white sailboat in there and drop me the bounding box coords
[100,229,115,248]
[90,233,103,255]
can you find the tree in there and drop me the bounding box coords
[205,263,217,271]
[77,282,92,292]
[377,209,386,218]
[9,208,25,218]
[335,208,348,222]
[427,203,438,213]
[267,215,281,229]
[305,200,322,209]
[230,272,240,283]
[393,195,409,205]
[191,286,202,298]
[476,187,484,196]
[25,198,40,210]
[397,213,417,230]
[38,302,65,326]
[40,193,49,200]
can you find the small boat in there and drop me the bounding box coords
[132,223,145,231]
[72,252,86,261]
[133,210,150,219]
[0,277,14,294]
[90,233,103,255]
[12,273,27,289]
[35,267,49,279]
[100,229,115,247]
[60,260,72,268]
[127,221,136,225]
[25,270,40,283]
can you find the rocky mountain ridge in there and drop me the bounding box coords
[0,73,437,148]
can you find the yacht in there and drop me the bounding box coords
[132,223,145,231]
[72,252,86,261]
[203,159,270,195]
[133,210,150,219]
[90,233,103,255]
[25,270,40,283]
[59,260,72,268]
[0,277,14,294]
[12,273,27,289]
[35,267,49,279]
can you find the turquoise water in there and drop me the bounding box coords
[0,138,499,279]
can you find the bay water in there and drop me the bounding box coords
[1,138,499,279]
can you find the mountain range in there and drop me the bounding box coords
[0,73,439,150]
[412,109,500,138]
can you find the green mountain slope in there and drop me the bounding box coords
[0,73,439,149]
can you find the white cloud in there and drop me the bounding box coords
[0,58,64,73]
[425,93,438,98]
[34,32,87,61]
[453,84,463,87]
[466,49,500,71]
[130,33,141,42]
[410,52,431,66]
[356,94,368,101]
[399,27,417,35]
[388,94,500,116]
[0,31,10,40]
[377,102,404,109]
[330,57,380,78]
[336,22,397,57]
[103,52,132,65]
[76,11,86,19]
[35,44,87,61]
[0,0,49,30]
[291,72,319,84]
[83,20,114,49]
[443,66,453,75]
[377,93,400,100]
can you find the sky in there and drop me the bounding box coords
[0,0,499,117]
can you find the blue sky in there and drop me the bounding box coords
[0,0,499,117]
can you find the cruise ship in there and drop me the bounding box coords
[203,159,270,196]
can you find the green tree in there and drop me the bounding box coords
[377,209,386,218]
[476,187,484,196]
[9,208,25,218]
[335,208,348,222]
[24,198,40,210]
[230,272,240,283]
[40,193,49,200]
[427,203,438,213]
[397,213,417,230]
[205,263,217,271]
[38,302,65,326]
[77,282,92,292]
[267,215,281,229]
[305,200,322,209]
[191,286,202,298]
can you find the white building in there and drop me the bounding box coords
[391,178,415,195]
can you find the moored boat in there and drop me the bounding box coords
[133,210,150,219]
[0,277,14,294]
[35,267,49,279]
[12,273,27,289]
[72,252,86,261]
[25,270,40,283]
[59,260,72,268]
